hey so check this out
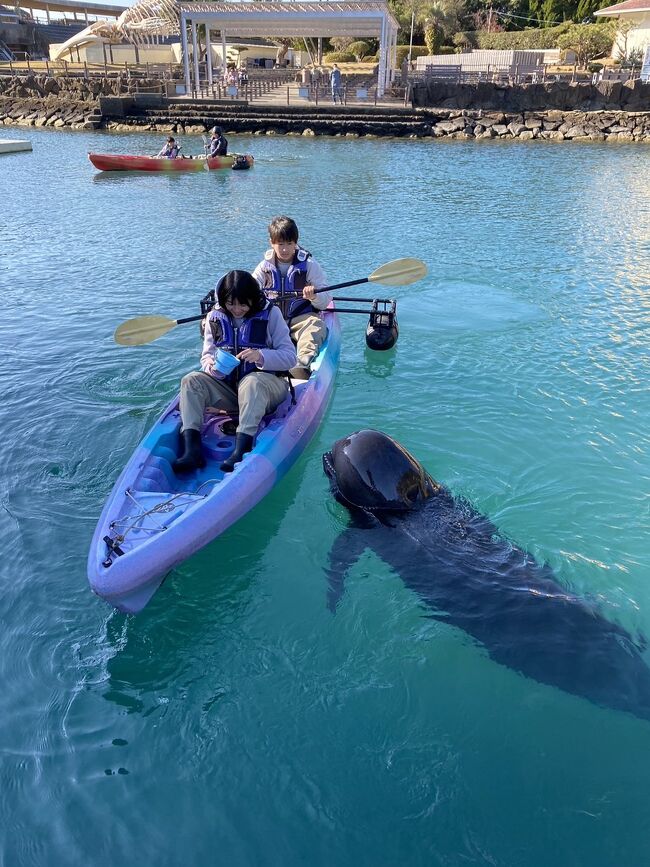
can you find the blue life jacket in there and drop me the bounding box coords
[257,248,316,322]
[208,304,271,385]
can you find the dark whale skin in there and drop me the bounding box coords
[323,430,650,722]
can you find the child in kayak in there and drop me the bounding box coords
[174,270,297,475]
[157,136,180,159]
[252,216,332,379]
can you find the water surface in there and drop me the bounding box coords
[1,128,649,866]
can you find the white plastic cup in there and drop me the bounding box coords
[214,348,240,375]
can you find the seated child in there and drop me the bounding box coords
[157,136,179,159]
[174,270,297,475]
[252,216,332,378]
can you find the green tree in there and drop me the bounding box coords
[347,40,371,60]
[557,21,614,66]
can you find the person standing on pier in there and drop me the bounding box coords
[330,64,343,104]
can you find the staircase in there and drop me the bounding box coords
[0,40,14,62]
[111,98,436,138]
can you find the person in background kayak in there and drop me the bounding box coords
[209,126,228,157]
[174,270,297,475]
[252,216,332,380]
[157,136,180,158]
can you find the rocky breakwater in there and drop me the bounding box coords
[0,74,162,130]
[424,108,650,142]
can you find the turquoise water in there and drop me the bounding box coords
[1,128,649,866]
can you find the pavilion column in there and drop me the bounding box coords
[181,12,191,93]
[389,27,397,83]
[45,4,50,23]
[221,30,227,80]
[206,24,213,86]
[377,15,387,97]
[192,19,200,92]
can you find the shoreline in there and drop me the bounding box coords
[2,98,649,143]
[1,73,649,142]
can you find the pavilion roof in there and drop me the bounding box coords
[177,0,399,38]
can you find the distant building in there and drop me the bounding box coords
[594,0,650,59]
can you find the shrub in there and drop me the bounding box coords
[474,22,574,51]
[323,50,355,63]
[347,40,371,61]
[396,45,429,65]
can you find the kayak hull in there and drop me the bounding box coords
[88,153,254,172]
[87,311,339,613]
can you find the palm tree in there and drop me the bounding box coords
[421,0,464,53]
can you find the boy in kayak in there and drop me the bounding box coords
[209,126,228,156]
[157,136,180,158]
[252,216,331,379]
[174,270,297,475]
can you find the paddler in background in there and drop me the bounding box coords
[209,126,228,157]
[157,136,180,158]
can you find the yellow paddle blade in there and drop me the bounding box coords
[368,257,427,286]
[114,315,177,346]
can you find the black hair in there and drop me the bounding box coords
[167,136,175,142]
[268,215,299,244]
[216,270,265,317]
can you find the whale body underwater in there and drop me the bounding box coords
[323,430,650,722]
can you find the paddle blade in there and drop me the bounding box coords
[114,315,177,346]
[367,258,427,287]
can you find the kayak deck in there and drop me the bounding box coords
[88,311,339,613]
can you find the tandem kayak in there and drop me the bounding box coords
[87,309,340,613]
[88,153,254,172]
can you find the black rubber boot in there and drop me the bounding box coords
[173,429,206,474]
[220,432,254,473]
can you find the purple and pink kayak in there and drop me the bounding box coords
[87,310,340,613]
[88,153,254,172]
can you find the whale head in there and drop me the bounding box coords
[323,430,438,514]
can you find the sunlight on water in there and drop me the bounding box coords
[0,127,649,867]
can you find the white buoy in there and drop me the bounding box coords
[0,139,33,154]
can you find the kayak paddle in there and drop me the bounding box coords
[114,257,427,347]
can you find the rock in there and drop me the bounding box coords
[565,125,586,138]
[434,120,461,134]
[508,121,527,136]
[302,128,315,136]
[519,130,535,140]
[492,124,509,135]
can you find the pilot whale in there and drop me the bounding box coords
[323,430,650,721]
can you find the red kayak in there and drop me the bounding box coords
[88,153,254,172]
